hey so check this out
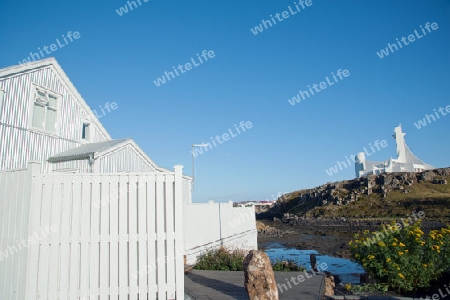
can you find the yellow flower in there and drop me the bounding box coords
[386,258,391,263]
[399,242,406,247]
[398,251,404,256]
[392,242,397,246]
[398,273,405,279]
[423,264,427,268]
[378,241,386,247]
[367,255,375,260]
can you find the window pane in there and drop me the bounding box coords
[37,90,46,98]
[32,104,45,129]
[46,108,56,132]
[48,94,57,108]
[82,123,90,140]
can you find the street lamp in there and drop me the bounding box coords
[191,144,209,190]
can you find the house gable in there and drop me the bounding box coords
[0,57,110,142]
[48,138,168,173]
[0,58,111,171]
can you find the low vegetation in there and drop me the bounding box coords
[271,258,306,271]
[194,246,247,271]
[349,220,450,292]
[194,246,305,272]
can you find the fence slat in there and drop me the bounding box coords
[129,175,138,300]
[156,174,166,299]
[48,178,62,299]
[99,175,111,300]
[109,175,120,298]
[165,175,176,299]
[119,175,129,300]
[59,176,73,300]
[25,168,43,299]
[37,176,53,299]
[147,174,157,300]
[90,176,101,299]
[69,177,81,300]
[137,176,148,299]
[80,175,92,297]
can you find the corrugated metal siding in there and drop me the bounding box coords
[0,66,109,171]
[49,159,91,173]
[0,124,79,170]
[96,145,156,173]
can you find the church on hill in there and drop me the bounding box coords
[355,125,434,178]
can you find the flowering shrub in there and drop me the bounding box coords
[349,220,450,292]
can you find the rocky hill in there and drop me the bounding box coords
[259,167,450,222]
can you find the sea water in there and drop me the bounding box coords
[262,242,364,283]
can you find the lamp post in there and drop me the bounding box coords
[191,144,209,191]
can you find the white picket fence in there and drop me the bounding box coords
[0,162,185,300]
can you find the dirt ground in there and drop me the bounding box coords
[257,220,363,258]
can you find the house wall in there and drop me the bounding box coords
[95,145,156,173]
[0,66,109,171]
[183,202,258,265]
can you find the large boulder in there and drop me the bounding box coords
[243,250,279,300]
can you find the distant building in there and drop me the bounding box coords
[355,125,434,177]
[235,200,276,208]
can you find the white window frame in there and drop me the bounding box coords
[28,85,61,135]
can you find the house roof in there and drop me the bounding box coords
[47,138,183,176]
[48,139,130,162]
[0,57,111,140]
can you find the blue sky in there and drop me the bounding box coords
[1,0,449,203]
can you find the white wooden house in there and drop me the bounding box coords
[0,58,180,175]
[0,57,257,299]
[0,58,189,299]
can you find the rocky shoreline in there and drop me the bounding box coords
[257,217,447,258]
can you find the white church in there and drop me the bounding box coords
[355,125,435,178]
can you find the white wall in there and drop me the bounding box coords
[183,201,258,265]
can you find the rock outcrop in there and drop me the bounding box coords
[243,250,279,300]
[261,167,450,219]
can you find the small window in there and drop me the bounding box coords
[31,87,59,133]
[82,123,90,140]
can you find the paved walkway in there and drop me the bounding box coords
[185,270,325,300]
